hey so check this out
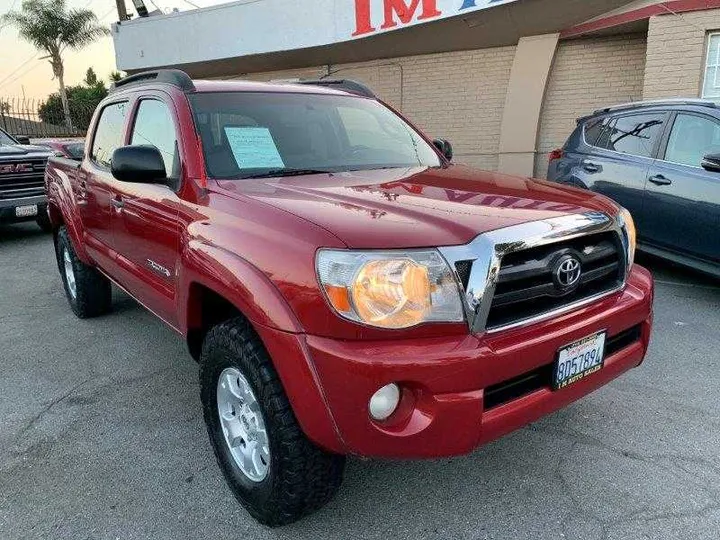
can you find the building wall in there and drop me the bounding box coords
[535,33,648,177]
[232,46,517,170]
[643,8,720,99]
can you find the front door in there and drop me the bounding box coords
[643,112,720,263]
[109,97,182,327]
[81,101,131,271]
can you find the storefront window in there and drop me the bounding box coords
[702,33,720,99]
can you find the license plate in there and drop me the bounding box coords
[15,204,38,218]
[553,331,606,390]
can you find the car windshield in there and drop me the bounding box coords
[0,128,16,146]
[189,91,441,179]
[65,142,85,159]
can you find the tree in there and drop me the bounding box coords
[3,0,110,130]
[84,67,101,88]
[0,101,10,114]
[109,71,125,84]
[38,73,108,131]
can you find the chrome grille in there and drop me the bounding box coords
[439,212,630,334]
[0,158,47,199]
[486,232,624,329]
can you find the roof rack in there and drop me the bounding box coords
[273,78,376,98]
[111,69,195,93]
[592,98,718,115]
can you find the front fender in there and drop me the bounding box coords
[179,240,346,453]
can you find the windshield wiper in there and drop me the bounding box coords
[240,168,334,179]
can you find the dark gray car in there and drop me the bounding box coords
[547,99,720,278]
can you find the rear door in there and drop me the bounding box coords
[109,95,182,327]
[573,112,668,231]
[643,111,720,262]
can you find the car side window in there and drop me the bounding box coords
[91,102,128,168]
[590,113,665,158]
[664,113,720,167]
[130,99,179,178]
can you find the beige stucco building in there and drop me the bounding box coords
[112,0,720,178]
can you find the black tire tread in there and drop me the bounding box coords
[200,317,345,527]
[56,227,112,318]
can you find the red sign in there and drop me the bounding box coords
[353,0,443,36]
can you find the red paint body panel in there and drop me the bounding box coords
[45,79,654,459]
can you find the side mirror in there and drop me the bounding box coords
[433,138,453,161]
[111,145,168,184]
[14,135,30,145]
[701,153,720,173]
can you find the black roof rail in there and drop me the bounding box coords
[592,98,718,116]
[285,79,376,98]
[111,69,195,93]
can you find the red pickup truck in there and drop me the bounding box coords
[45,70,653,526]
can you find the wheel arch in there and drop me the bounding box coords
[181,243,346,453]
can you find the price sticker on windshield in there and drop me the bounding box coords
[224,127,285,170]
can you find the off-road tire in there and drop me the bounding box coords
[56,226,112,318]
[36,212,52,233]
[199,317,345,527]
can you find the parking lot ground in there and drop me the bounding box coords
[1,222,719,540]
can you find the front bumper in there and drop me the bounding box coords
[0,195,46,223]
[288,265,653,458]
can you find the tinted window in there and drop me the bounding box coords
[600,113,665,157]
[189,92,441,179]
[584,118,607,146]
[91,102,128,167]
[130,100,179,177]
[665,113,720,167]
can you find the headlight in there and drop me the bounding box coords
[619,207,636,269]
[316,249,464,329]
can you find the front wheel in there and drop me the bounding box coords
[199,317,345,527]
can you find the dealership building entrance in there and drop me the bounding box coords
[112,0,720,177]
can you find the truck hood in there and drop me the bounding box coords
[0,144,52,158]
[215,165,618,249]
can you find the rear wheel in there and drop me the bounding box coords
[199,317,345,526]
[56,227,112,318]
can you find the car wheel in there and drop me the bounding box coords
[199,317,345,527]
[56,226,112,318]
[36,212,52,233]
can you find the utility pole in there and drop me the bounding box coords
[115,0,128,21]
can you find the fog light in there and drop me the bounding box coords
[369,383,401,421]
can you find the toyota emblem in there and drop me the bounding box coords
[554,256,582,290]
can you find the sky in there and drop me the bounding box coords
[0,0,224,101]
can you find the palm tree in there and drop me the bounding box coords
[3,0,110,129]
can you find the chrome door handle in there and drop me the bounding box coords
[582,161,600,173]
[110,198,125,210]
[648,174,672,186]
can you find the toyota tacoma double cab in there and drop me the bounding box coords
[1,127,53,231]
[45,70,654,526]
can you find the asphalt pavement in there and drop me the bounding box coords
[1,222,719,540]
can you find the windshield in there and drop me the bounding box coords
[65,142,85,159]
[0,128,16,146]
[189,92,441,179]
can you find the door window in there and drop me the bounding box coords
[130,100,179,178]
[602,114,665,157]
[664,113,720,167]
[90,102,128,168]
